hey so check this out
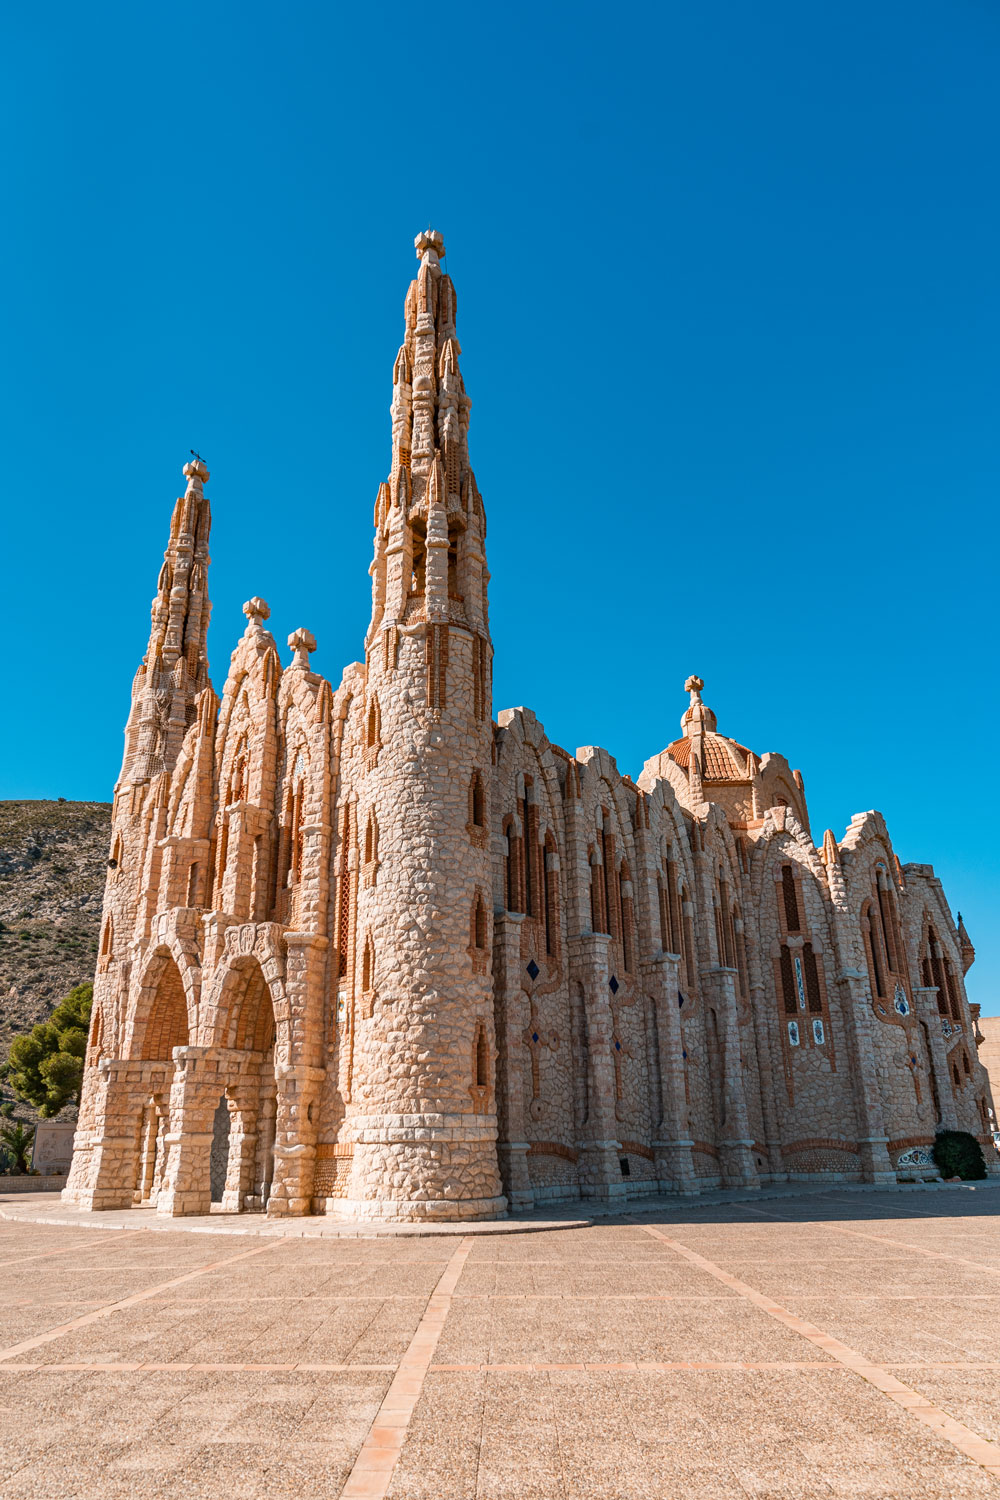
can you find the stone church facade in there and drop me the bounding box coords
[65,230,997,1220]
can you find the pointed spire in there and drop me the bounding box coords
[121,458,213,785]
[367,229,487,644]
[820,829,840,866]
[956,912,976,975]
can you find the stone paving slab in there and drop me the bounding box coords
[3,1188,1000,1497]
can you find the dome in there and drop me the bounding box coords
[667,676,757,784]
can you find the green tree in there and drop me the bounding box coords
[0,1121,34,1174]
[5,983,93,1118]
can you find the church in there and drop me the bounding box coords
[65,230,996,1220]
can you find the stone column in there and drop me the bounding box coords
[62,1059,141,1211]
[568,932,627,1202]
[702,967,758,1188]
[913,986,958,1131]
[156,1046,224,1217]
[835,968,895,1183]
[644,952,696,1193]
[492,910,533,1210]
[267,931,328,1216]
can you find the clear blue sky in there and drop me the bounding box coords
[2,3,998,1010]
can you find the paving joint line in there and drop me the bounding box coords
[637,1222,1000,1482]
[735,1200,1000,1279]
[0,1237,284,1364]
[339,1235,473,1500]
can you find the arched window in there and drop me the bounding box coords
[781,865,800,933]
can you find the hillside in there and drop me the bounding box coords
[0,800,111,1053]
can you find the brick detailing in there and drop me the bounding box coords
[340,1237,473,1499]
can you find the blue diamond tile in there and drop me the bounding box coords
[677,992,686,1007]
[614,1040,621,1051]
[526,959,540,980]
[609,975,619,994]
[532,1032,539,1044]
[682,1048,688,1060]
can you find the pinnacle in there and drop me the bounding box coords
[415,228,445,264]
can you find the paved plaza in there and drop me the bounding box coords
[2,1186,1000,1498]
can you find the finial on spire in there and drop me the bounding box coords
[243,597,270,633]
[287,627,317,670]
[415,229,445,267]
[685,675,704,702]
[183,456,209,496]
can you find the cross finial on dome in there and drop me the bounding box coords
[681,674,717,736]
[415,228,446,266]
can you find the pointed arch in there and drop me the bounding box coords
[136,954,190,1062]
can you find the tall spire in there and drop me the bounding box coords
[121,458,213,784]
[369,230,488,646]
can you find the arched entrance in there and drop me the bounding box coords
[217,958,278,1212]
[133,954,189,1207]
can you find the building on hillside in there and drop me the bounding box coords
[65,230,998,1220]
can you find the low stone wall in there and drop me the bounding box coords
[0,1176,68,1194]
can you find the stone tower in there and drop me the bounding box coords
[344,230,505,1219]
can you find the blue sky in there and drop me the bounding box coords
[2,2,998,1010]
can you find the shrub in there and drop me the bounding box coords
[933,1129,987,1181]
[5,983,93,1117]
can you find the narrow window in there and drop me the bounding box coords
[186,862,200,908]
[803,943,823,1014]
[362,934,375,993]
[877,877,897,972]
[544,836,558,957]
[472,892,487,950]
[470,771,486,828]
[781,866,800,932]
[779,948,797,1016]
[864,903,885,999]
[476,1024,489,1088]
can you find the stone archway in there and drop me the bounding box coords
[215,957,278,1212]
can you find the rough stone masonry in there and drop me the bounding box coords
[63,229,998,1221]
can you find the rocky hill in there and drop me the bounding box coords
[0,800,111,1052]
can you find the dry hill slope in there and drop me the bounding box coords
[0,800,110,1050]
